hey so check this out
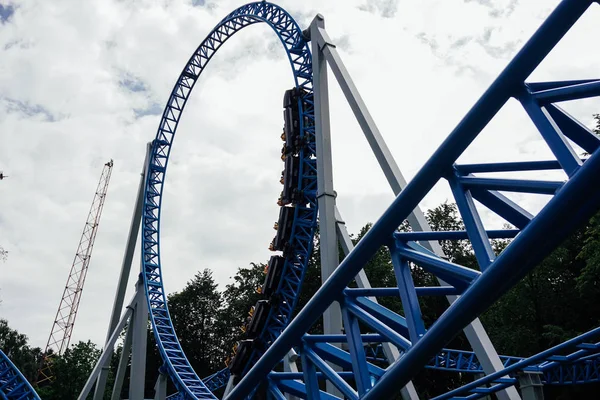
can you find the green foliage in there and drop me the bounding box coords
[0,319,41,382]
[168,269,224,377]
[216,263,265,361]
[576,213,600,301]
[37,341,102,400]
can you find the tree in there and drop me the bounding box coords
[36,340,101,400]
[216,263,265,362]
[0,245,6,262]
[168,269,224,378]
[0,319,41,383]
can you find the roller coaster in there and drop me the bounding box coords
[2,0,600,399]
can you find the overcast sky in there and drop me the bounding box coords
[0,0,598,351]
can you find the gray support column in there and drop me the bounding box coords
[154,372,167,400]
[283,350,300,400]
[130,280,149,400]
[110,322,134,400]
[335,206,420,400]
[78,297,135,400]
[94,142,152,400]
[313,25,521,400]
[310,14,344,398]
[517,372,544,400]
[311,14,343,339]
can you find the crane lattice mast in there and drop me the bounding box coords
[37,160,113,384]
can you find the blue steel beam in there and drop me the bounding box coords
[458,176,564,195]
[545,105,600,154]
[0,350,40,400]
[532,80,600,103]
[432,326,600,399]
[228,1,600,398]
[394,229,520,241]
[455,159,567,173]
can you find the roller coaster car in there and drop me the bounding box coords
[246,300,271,338]
[281,155,301,204]
[272,206,295,251]
[229,339,254,376]
[282,88,307,155]
[262,256,285,297]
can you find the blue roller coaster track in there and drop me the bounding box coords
[140,2,316,398]
[2,1,600,399]
[0,350,40,400]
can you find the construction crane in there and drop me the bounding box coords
[37,160,114,385]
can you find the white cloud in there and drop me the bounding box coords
[0,0,598,358]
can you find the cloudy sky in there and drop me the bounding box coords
[0,0,598,351]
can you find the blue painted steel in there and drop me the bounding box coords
[532,80,600,103]
[455,159,566,173]
[345,286,461,297]
[304,345,358,399]
[227,1,600,399]
[470,189,533,229]
[389,247,426,342]
[141,2,316,398]
[431,326,600,399]
[448,174,496,270]
[545,105,600,154]
[203,368,231,392]
[394,229,520,241]
[458,176,564,195]
[396,242,480,290]
[518,92,582,176]
[526,78,599,91]
[0,350,40,400]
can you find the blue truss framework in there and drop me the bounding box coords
[0,350,40,400]
[141,2,316,398]
[223,0,600,399]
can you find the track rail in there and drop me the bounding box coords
[0,350,40,400]
[141,2,316,398]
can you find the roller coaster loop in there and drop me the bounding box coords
[140,2,316,398]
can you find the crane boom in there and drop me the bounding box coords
[37,160,114,385]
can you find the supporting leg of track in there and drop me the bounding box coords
[78,295,135,400]
[283,350,300,400]
[154,372,168,400]
[94,142,151,400]
[111,320,134,400]
[310,14,345,399]
[130,279,149,399]
[313,21,521,400]
[517,372,545,400]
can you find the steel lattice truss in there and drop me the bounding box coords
[141,2,316,398]
[0,350,40,400]
[37,160,114,385]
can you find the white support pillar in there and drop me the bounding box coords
[310,13,344,399]
[94,143,152,400]
[110,321,133,400]
[283,349,300,400]
[154,372,168,400]
[129,280,149,399]
[309,14,419,400]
